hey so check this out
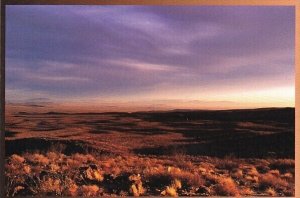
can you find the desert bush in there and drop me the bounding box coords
[265,187,277,196]
[80,185,100,196]
[176,172,205,188]
[72,153,90,164]
[66,158,81,168]
[198,162,215,175]
[204,173,219,185]
[40,177,62,195]
[85,167,104,182]
[65,183,78,196]
[23,165,31,174]
[28,154,49,165]
[48,163,60,172]
[281,172,294,182]
[46,151,59,161]
[214,177,240,196]
[269,159,294,173]
[256,164,270,174]
[246,166,259,177]
[259,172,289,190]
[161,179,182,197]
[129,174,145,196]
[63,178,78,196]
[269,169,280,176]
[215,159,239,171]
[240,187,254,196]
[232,169,243,179]
[5,151,295,197]
[10,154,25,164]
[245,175,258,183]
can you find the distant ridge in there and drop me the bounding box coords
[31,107,295,115]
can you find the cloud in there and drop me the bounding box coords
[5,6,295,105]
[31,75,89,82]
[106,59,179,72]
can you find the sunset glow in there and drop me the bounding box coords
[6,6,295,111]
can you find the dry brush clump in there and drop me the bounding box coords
[161,179,182,197]
[258,171,292,196]
[5,151,295,197]
[213,177,240,196]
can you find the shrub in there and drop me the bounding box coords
[85,167,104,182]
[214,177,240,196]
[240,187,254,196]
[216,159,238,171]
[232,169,243,179]
[265,187,276,196]
[282,172,293,181]
[40,177,62,195]
[81,185,99,196]
[10,154,25,164]
[30,154,49,165]
[161,186,177,197]
[269,159,294,173]
[129,174,145,196]
[65,183,78,196]
[23,165,31,174]
[259,173,289,190]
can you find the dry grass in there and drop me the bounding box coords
[214,177,240,196]
[4,107,295,197]
[259,172,289,190]
[5,151,295,197]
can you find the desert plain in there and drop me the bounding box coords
[4,103,295,197]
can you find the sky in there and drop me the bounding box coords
[6,6,295,110]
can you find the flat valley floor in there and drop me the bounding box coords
[5,105,295,197]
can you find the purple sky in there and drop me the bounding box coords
[5,6,295,109]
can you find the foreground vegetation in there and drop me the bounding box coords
[6,150,294,197]
[5,107,295,196]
